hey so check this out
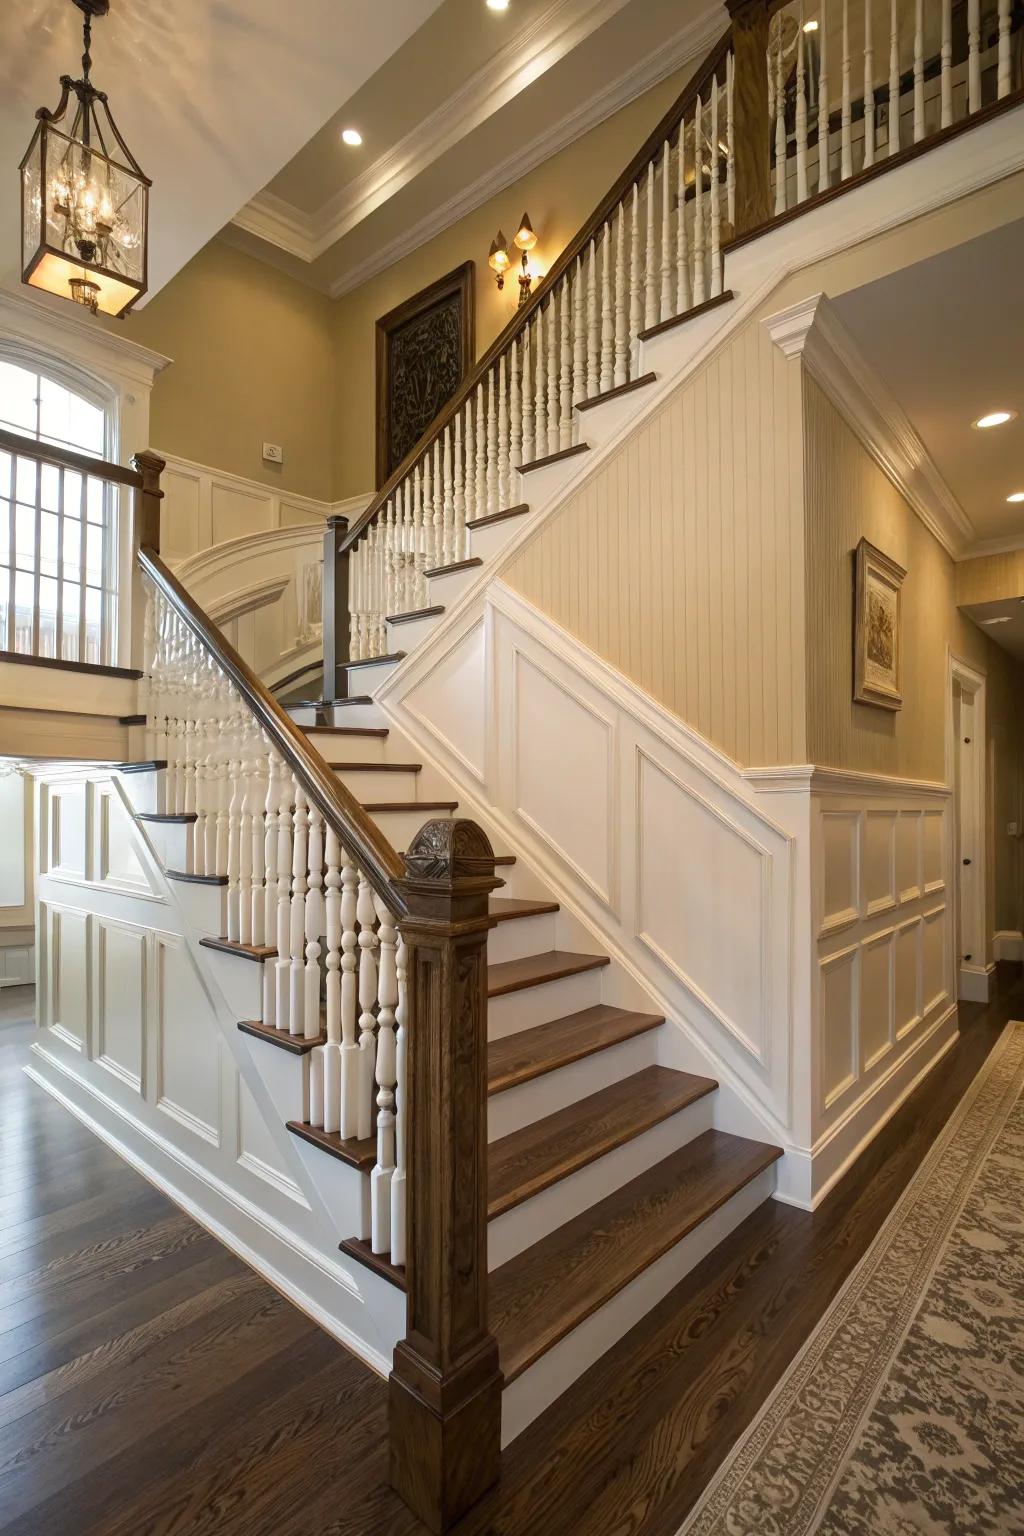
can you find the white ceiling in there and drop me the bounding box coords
[834,218,1024,553]
[227,0,725,297]
[961,597,1024,662]
[0,0,442,304]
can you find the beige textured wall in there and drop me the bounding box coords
[330,65,693,499]
[803,377,1024,942]
[956,549,1024,605]
[505,318,808,765]
[115,241,335,502]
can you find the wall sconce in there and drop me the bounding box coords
[487,212,538,307]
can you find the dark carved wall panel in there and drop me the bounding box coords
[375,262,475,488]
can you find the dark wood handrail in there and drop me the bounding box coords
[341,24,735,554]
[138,547,409,908]
[0,424,144,489]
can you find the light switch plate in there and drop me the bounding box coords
[262,442,284,464]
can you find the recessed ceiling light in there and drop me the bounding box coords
[803,17,819,30]
[341,128,362,146]
[972,409,1017,429]
[486,0,510,10]
[1007,491,1024,503]
[981,616,1012,625]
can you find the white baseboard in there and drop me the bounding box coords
[25,1044,401,1376]
[959,961,996,1002]
[993,930,1023,963]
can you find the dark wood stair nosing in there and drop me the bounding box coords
[286,1120,375,1171]
[465,502,530,532]
[574,372,658,411]
[118,713,147,726]
[302,725,389,738]
[341,653,405,671]
[137,811,197,824]
[114,760,167,774]
[487,1004,664,1096]
[487,949,610,998]
[637,288,735,343]
[237,1019,326,1055]
[518,442,590,475]
[340,1236,406,1289]
[166,869,228,887]
[423,556,483,580]
[489,897,559,924]
[330,761,422,774]
[199,936,276,964]
[362,799,458,813]
[385,605,445,625]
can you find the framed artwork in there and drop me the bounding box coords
[853,537,906,711]
[375,261,475,488]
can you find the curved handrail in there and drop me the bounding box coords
[138,546,409,911]
[341,24,734,554]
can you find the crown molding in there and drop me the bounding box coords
[744,763,951,797]
[0,285,172,390]
[765,292,976,559]
[233,0,726,291]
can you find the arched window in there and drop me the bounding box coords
[0,354,117,665]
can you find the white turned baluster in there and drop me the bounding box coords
[660,142,673,321]
[726,52,736,229]
[841,0,852,179]
[413,465,427,606]
[796,12,809,202]
[773,42,787,213]
[441,427,454,566]
[614,204,629,383]
[629,184,642,377]
[547,294,560,454]
[304,803,323,1040]
[339,852,360,1139]
[454,412,467,562]
[420,451,435,579]
[262,755,280,1025]
[497,355,510,507]
[226,737,243,942]
[432,442,444,573]
[250,739,267,948]
[238,725,254,946]
[383,502,397,625]
[940,0,952,127]
[214,715,230,878]
[559,281,573,449]
[863,0,875,167]
[356,874,378,1141]
[371,894,398,1253]
[486,370,499,513]
[997,0,1011,99]
[348,545,360,659]
[889,0,901,153]
[676,127,691,315]
[644,160,657,330]
[818,0,831,188]
[474,382,487,520]
[694,97,707,303]
[510,337,522,479]
[572,257,586,407]
[586,239,600,399]
[319,826,343,1133]
[463,399,477,526]
[599,228,614,395]
[274,772,293,1031]
[535,300,548,454]
[710,81,723,297]
[400,480,413,614]
[390,930,407,1267]
[289,785,309,1035]
[912,0,924,143]
[521,329,535,465]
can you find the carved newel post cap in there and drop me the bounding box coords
[403,818,495,881]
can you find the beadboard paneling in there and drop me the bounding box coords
[505,319,807,766]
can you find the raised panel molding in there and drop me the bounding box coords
[404,617,489,786]
[154,933,222,1147]
[94,917,147,1093]
[43,901,90,1054]
[859,926,895,1073]
[820,810,860,936]
[820,944,857,1109]
[47,782,88,881]
[863,811,897,918]
[95,783,155,896]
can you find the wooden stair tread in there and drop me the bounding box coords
[137,811,197,824]
[465,502,530,532]
[487,949,609,997]
[386,605,445,624]
[166,869,228,886]
[114,759,167,774]
[487,1004,663,1095]
[488,1065,716,1219]
[342,652,405,670]
[302,725,389,738]
[519,442,590,474]
[339,1236,405,1287]
[489,897,559,923]
[362,800,458,813]
[286,1120,376,1171]
[491,1129,781,1382]
[423,556,483,579]
[237,1019,326,1054]
[330,761,422,773]
[327,695,374,708]
[637,288,735,343]
[575,372,657,411]
[199,936,276,963]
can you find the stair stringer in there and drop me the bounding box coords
[372,582,815,1205]
[369,100,1024,689]
[30,762,404,1374]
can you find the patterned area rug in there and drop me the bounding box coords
[679,1021,1024,1536]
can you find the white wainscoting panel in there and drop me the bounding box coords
[405,618,489,785]
[154,932,222,1147]
[95,916,147,1093]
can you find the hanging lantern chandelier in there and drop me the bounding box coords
[19,0,150,318]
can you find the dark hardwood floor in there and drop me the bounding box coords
[1,972,1019,1536]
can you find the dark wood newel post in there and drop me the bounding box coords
[389,818,504,1534]
[322,514,350,703]
[131,449,165,555]
[725,0,778,236]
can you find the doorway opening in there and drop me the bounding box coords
[948,655,989,1002]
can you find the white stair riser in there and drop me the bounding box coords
[488,1092,716,1270]
[201,948,265,1021]
[487,911,557,966]
[500,1163,777,1447]
[117,768,161,815]
[366,806,456,846]
[386,611,443,652]
[333,767,422,801]
[575,385,656,449]
[468,516,527,565]
[487,1029,660,1142]
[424,566,479,608]
[288,1137,370,1243]
[347,660,400,695]
[169,880,226,937]
[285,705,320,727]
[311,735,389,766]
[516,454,587,505]
[328,701,388,729]
[241,1034,310,1124]
[139,821,192,871]
[487,968,604,1039]
[638,303,730,379]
